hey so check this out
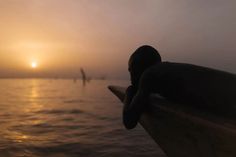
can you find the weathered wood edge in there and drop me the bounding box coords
[108,85,236,157]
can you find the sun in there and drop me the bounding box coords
[31,62,38,68]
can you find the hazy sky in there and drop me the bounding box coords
[0,0,235,79]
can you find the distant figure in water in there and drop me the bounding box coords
[123,45,236,129]
[80,68,87,86]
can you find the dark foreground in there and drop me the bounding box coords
[109,85,236,157]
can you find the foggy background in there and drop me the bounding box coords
[0,0,235,79]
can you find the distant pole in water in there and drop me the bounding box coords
[80,68,87,86]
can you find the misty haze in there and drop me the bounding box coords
[0,1,235,157]
[0,0,235,79]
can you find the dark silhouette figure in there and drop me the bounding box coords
[80,68,87,86]
[123,45,236,129]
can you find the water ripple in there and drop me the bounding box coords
[37,109,84,115]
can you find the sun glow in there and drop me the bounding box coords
[31,62,37,68]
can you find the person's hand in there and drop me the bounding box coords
[123,85,136,107]
[123,85,140,129]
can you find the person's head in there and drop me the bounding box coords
[129,45,161,87]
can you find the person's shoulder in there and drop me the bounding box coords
[145,61,195,74]
[157,61,203,69]
[143,61,174,75]
[154,61,181,66]
[149,61,178,69]
[160,61,189,66]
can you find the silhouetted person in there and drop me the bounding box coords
[80,68,87,86]
[123,45,236,129]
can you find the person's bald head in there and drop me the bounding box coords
[129,45,161,87]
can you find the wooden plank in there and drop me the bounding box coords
[108,85,236,157]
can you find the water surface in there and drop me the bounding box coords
[0,79,165,157]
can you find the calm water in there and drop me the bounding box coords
[0,79,165,157]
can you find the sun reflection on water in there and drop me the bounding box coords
[30,79,39,99]
[24,79,43,113]
[0,79,161,157]
[4,131,30,143]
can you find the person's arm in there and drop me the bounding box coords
[123,85,138,129]
[123,67,158,129]
[123,86,149,129]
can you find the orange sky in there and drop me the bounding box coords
[0,0,235,79]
